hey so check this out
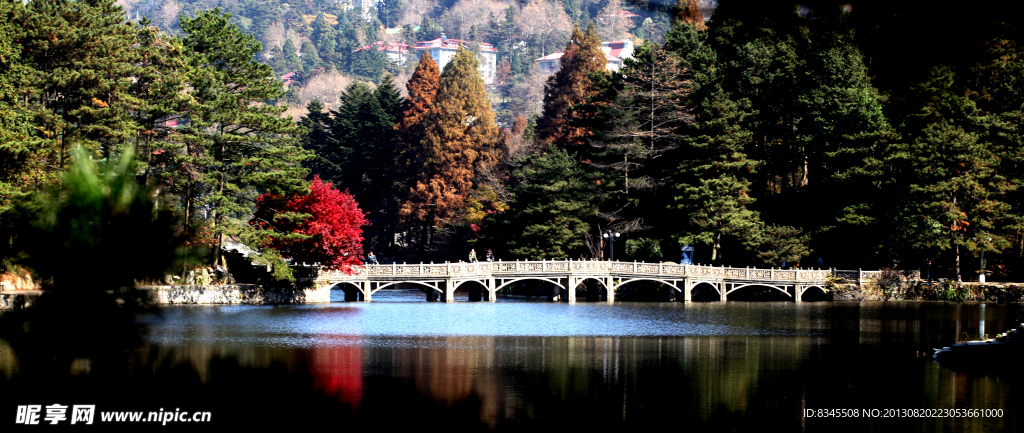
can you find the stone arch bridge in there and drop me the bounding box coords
[315,260,844,303]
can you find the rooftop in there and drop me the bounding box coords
[354,40,411,53]
[414,37,498,53]
[534,51,622,63]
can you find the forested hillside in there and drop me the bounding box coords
[3,0,1024,285]
[113,0,697,121]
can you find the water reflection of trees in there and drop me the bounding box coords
[4,288,1021,430]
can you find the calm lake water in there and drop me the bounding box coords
[131,291,1022,431]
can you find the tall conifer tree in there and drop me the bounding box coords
[668,22,762,264]
[330,81,400,252]
[401,48,499,235]
[311,12,337,55]
[904,66,1010,282]
[484,145,597,260]
[536,24,607,148]
[14,0,141,160]
[392,52,440,250]
[599,39,691,238]
[299,100,339,181]
[373,74,405,253]
[180,9,310,271]
[395,51,440,167]
[0,0,53,215]
[130,19,190,189]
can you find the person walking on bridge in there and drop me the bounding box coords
[469,249,478,263]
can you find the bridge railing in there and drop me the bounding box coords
[832,269,922,284]
[318,260,837,283]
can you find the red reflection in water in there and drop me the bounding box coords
[310,336,363,405]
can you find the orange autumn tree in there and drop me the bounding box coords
[401,47,499,239]
[252,176,369,274]
[394,50,441,178]
[672,0,707,31]
[536,23,608,148]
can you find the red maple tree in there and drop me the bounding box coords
[252,176,369,273]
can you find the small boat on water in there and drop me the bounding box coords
[933,324,1022,366]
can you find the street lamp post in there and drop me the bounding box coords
[980,237,991,283]
[603,230,620,261]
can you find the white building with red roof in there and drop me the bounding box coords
[413,36,499,84]
[534,40,635,76]
[354,40,412,66]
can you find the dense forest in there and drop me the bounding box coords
[2,0,1023,284]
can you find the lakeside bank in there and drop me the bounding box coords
[831,282,1024,303]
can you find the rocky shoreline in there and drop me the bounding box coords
[829,282,1024,303]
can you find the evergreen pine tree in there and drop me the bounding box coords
[180,9,311,273]
[980,37,1024,272]
[0,0,55,214]
[15,0,142,160]
[351,48,388,82]
[799,23,903,266]
[300,40,321,74]
[376,74,403,123]
[311,12,337,55]
[675,88,762,265]
[597,39,691,238]
[130,18,191,189]
[283,39,300,72]
[299,100,340,181]
[669,21,763,264]
[485,145,597,260]
[269,45,287,76]
[904,66,1010,282]
[373,74,405,253]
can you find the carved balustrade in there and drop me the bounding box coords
[315,260,866,286]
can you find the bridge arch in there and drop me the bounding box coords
[615,278,683,292]
[690,281,722,302]
[800,285,828,302]
[614,278,684,301]
[494,277,567,301]
[329,281,365,302]
[572,277,610,302]
[494,277,566,292]
[368,281,443,296]
[328,281,360,291]
[726,283,792,297]
[451,280,489,302]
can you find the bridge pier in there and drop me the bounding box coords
[486,277,496,302]
[443,280,454,302]
[719,281,727,302]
